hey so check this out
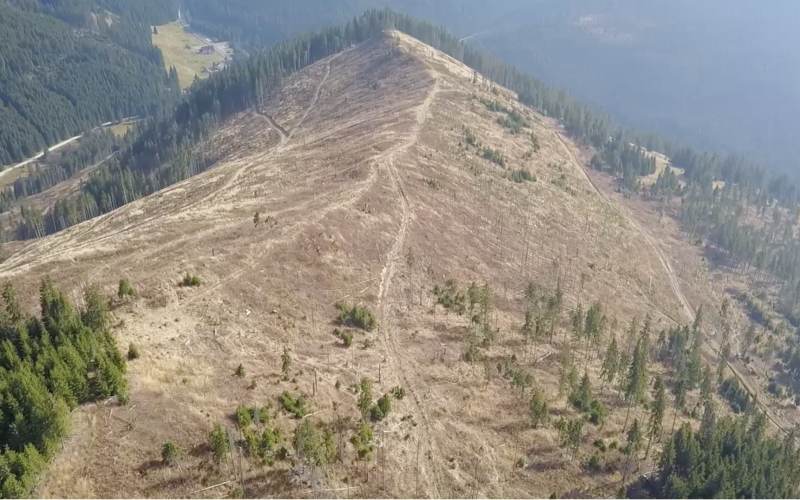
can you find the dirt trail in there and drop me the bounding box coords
[255,111,289,144]
[376,75,443,498]
[555,131,793,438]
[555,132,693,322]
[287,54,336,141]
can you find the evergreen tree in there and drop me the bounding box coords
[645,376,666,460]
[600,336,619,395]
[670,366,689,435]
[357,378,373,421]
[570,371,593,411]
[622,334,649,433]
[699,364,713,406]
[529,390,548,428]
[622,418,643,485]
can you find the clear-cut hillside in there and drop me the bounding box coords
[4,31,695,498]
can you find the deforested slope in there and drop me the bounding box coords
[2,31,732,498]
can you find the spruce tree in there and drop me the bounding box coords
[357,378,373,421]
[622,419,643,485]
[717,339,731,385]
[700,364,713,406]
[670,366,689,435]
[645,376,666,460]
[623,334,649,433]
[600,337,619,395]
[741,323,757,358]
[529,390,548,428]
[571,371,593,411]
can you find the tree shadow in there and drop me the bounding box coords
[136,459,164,474]
[190,442,211,458]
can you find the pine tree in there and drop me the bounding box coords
[741,323,757,358]
[699,399,716,444]
[558,343,576,396]
[82,284,109,333]
[623,334,649,433]
[622,419,643,485]
[670,366,689,435]
[529,390,548,428]
[687,308,704,388]
[571,371,593,411]
[700,364,713,406]
[645,376,666,460]
[357,378,373,421]
[600,337,619,395]
[717,339,731,385]
[555,417,583,461]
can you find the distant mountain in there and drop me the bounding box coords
[181,0,800,174]
[0,0,181,166]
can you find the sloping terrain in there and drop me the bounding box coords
[3,32,705,498]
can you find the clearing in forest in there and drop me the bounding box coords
[152,21,224,89]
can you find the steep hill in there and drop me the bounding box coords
[181,0,800,176]
[0,31,718,498]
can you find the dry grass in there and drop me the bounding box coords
[639,154,683,187]
[109,121,137,137]
[2,31,735,498]
[152,21,224,89]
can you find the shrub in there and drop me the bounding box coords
[335,303,376,331]
[432,280,466,313]
[237,405,270,428]
[587,399,608,426]
[235,363,246,378]
[391,386,405,400]
[161,442,181,465]
[465,128,479,147]
[244,427,281,463]
[127,343,140,360]
[371,393,392,421]
[118,278,138,298]
[587,453,602,472]
[236,405,252,428]
[482,147,506,167]
[463,343,481,363]
[592,439,607,452]
[182,273,202,287]
[280,391,308,419]
[209,423,230,463]
[515,457,526,469]
[510,169,535,183]
[351,423,374,460]
[336,329,353,347]
[425,178,441,190]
